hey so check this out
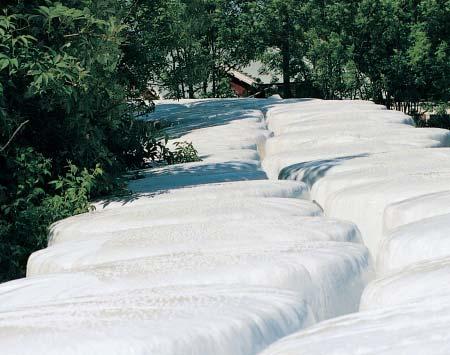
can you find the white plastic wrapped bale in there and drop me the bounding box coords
[266,119,413,144]
[262,138,450,180]
[94,180,311,211]
[268,149,450,257]
[266,109,414,138]
[360,256,450,311]
[306,149,450,205]
[148,99,253,131]
[274,148,450,189]
[377,213,450,274]
[259,300,450,355]
[263,127,450,180]
[129,159,268,193]
[263,125,447,159]
[10,240,371,321]
[29,216,362,275]
[265,100,383,119]
[0,285,315,355]
[48,197,323,245]
[270,108,413,127]
[324,173,450,258]
[150,98,270,137]
[169,111,268,154]
[383,190,450,232]
[164,113,268,166]
[265,102,405,133]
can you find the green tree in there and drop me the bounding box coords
[248,0,308,98]
[156,0,256,99]
[304,0,361,99]
[0,0,173,281]
[409,0,450,107]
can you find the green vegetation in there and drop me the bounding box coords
[0,0,448,281]
[142,0,449,112]
[0,0,196,281]
[171,142,202,164]
[247,0,449,112]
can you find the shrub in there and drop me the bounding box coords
[171,141,201,164]
[0,148,102,281]
[0,1,201,282]
[0,1,158,281]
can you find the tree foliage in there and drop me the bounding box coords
[0,0,194,281]
[144,0,257,99]
[163,0,447,106]
[228,0,449,108]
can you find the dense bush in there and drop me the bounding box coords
[0,1,194,281]
[0,148,102,281]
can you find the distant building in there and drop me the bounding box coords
[228,61,319,98]
[228,70,257,97]
[228,61,282,98]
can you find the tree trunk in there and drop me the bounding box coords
[210,35,217,98]
[281,9,291,98]
[175,48,186,99]
[170,51,181,100]
[282,41,291,98]
[212,68,217,97]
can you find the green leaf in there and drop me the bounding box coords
[0,58,9,71]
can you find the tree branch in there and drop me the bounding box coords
[122,0,140,24]
[0,120,29,152]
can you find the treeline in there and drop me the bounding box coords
[150,0,449,114]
